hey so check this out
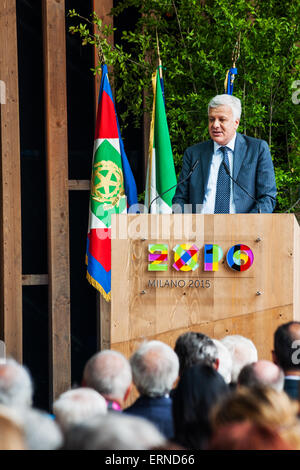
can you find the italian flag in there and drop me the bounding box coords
[86,65,137,301]
[145,69,177,213]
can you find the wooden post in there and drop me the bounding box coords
[0,0,23,362]
[42,0,71,404]
[93,0,113,350]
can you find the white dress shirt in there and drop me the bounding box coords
[201,133,237,214]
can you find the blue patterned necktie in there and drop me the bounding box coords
[214,146,230,214]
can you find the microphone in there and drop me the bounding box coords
[149,159,200,212]
[221,159,263,214]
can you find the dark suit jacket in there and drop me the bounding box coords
[124,395,174,439]
[284,378,300,401]
[172,133,276,213]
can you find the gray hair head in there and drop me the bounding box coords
[175,332,218,375]
[83,350,132,402]
[18,408,63,450]
[0,358,33,408]
[208,94,242,120]
[221,335,258,383]
[238,360,285,392]
[53,387,107,433]
[212,338,233,384]
[130,341,179,397]
[63,412,166,450]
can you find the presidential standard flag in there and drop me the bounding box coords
[145,69,177,213]
[86,64,138,301]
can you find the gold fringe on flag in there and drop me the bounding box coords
[86,271,111,302]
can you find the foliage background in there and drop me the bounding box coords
[70,0,300,212]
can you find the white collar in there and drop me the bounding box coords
[213,133,237,153]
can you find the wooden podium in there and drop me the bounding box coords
[102,214,299,362]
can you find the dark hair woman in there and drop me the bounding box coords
[172,364,229,449]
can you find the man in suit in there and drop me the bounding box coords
[273,322,300,400]
[124,340,179,440]
[172,94,276,213]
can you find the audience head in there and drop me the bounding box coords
[0,358,33,408]
[220,335,258,383]
[130,340,179,397]
[63,412,166,450]
[172,364,229,449]
[83,349,132,406]
[211,385,300,449]
[175,332,218,376]
[53,387,107,433]
[207,421,292,450]
[212,339,232,384]
[19,408,63,450]
[238,360,284,391]
[0,405,25,450]
[273,322,300,372]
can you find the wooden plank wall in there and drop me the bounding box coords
[0,0,23,362]
[42,0,71,403]
[0,0,114,405]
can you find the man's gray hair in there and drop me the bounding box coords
[130,340,179,397]
[208,94,242,120]
[63,413,166,450]
[212,338,233,384]
[238,360,285,392]
[83,350,132,402]
[221,335,258,383]
[18,408,63,450]
[0,358,33,408]
[53,387,107,433]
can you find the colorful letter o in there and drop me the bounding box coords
[226,244,254,271]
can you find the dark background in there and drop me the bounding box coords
[17,0,142,410]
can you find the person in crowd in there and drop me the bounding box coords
[0,358,33,408]
[211,385,300,449]
[18,407,63,450]
[273,321,300,400]
[83,349,132,411]
[172,364,229,449]
[172,94,276,214]
[0,405,26,450]
[53,387,107,433]
[238,360,284,391]
[174,332,219,376]
[212,338,232,384]
[207,421,292,450]
[220,335,258,385]
[63,412,166,450]
[124,340,179,439]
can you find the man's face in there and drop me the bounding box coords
[208,105,240,146]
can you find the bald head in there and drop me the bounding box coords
[83,350,132,404]
[274,322,300,372]
[238,360,284,391]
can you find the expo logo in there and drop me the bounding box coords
[148,243,254,272]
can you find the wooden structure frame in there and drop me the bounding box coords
[0,0,113,406]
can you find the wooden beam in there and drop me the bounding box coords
[22,275,49,286]
[68,180,90,191]
[93,0,114,113]
[0,0,22,362]
[42,0,71,404]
